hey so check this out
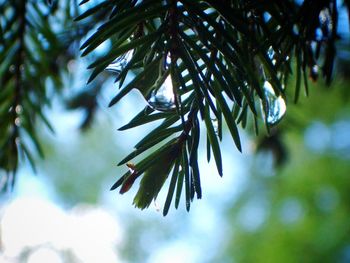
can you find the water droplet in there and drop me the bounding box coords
[166,53,172,65]
[319,8,332,31]
[15,137,21,145]
[9,65,15,73]
[15,105,23,114]
[292,25,299,35]
[267,46,275,59]
[15,117,21,127]
[153,200,161,212]
[310,64,319,81]
[212,118,219,135]
[67,59,76,73]
[267,46,276,65]
[161,52,173,71]
[315,28,323,41]
[105,50,133,74]
[19,64,25,72]
[263,12,271,21]
[148,75,176,111]
[186,201,191,210]
[262,81,286,125]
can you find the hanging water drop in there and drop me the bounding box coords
[212,118,219,135]
[319,8,332,31]
[15,117,21,127]
[262,81,286,125]
[166,53,172,65]
[186,201,191,210]
[15,105,23,114]
[153,200,161,212]
[147,75,176,111]
[67,59,76,73]
[105,50,133,74]
[310,64,319,81]
[9,65,15,73]
[267,46,276,65]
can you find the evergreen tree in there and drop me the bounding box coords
[0,0,349,215]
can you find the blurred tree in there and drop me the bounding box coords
[0,0,349,214]
[0,0,105,186]
[37,115,124,205]
[217,77,350,263]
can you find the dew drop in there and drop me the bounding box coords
[292,25,299,35]
[154,200,161,212]
[67,59,76,73]
[166,53,172,65]
[105,50,133,74]
[147,75,176,111]
[319,8,332,31]
[266,48,273,58]
[15,105,23,114]
[267,46,276,65]
[212,118,219,135]
[262,81,286,125]
[310,64,319,81]
[15,117,21,127]
[315,28,323,41]
[9,65,15,73]
[15,137,21,145]
[162,52,173,71]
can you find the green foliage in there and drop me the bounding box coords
[217,79,350,262]
[0,0,73,187]
[80,0,347,214]
[0,0,110,189]
[132,140,181,209]
[0,0,349,214]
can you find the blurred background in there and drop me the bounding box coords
[1,1,350,263]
